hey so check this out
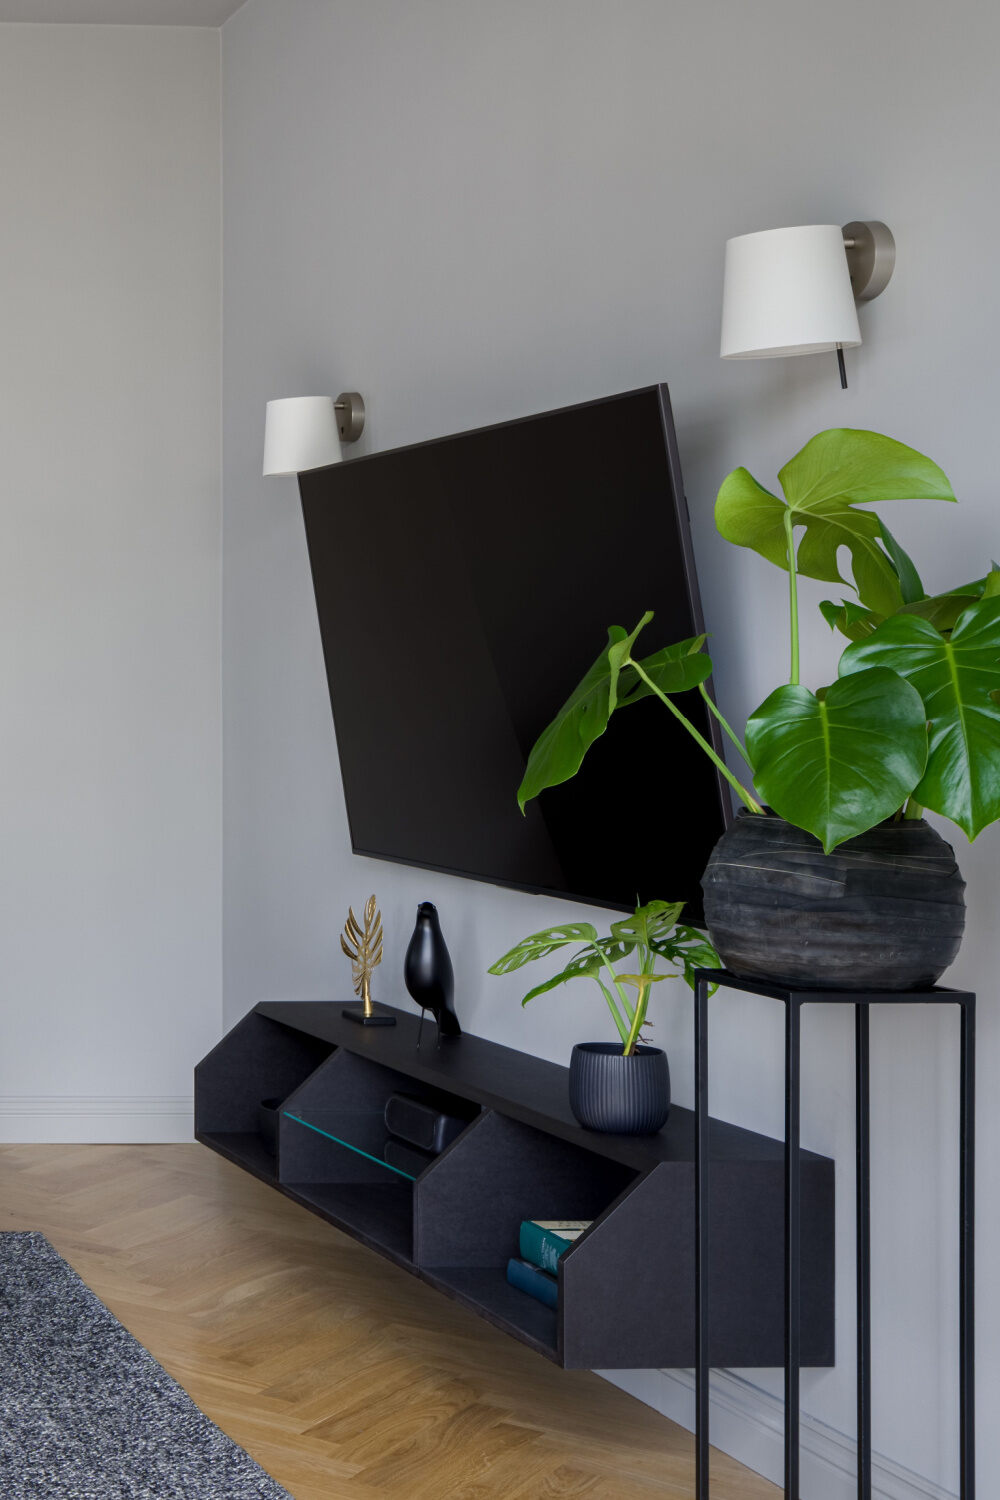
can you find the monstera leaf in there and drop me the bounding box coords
[819,597,882,642]
[609,899,684,948]
[516,613,711,810]
[623,635,713,706]
[659,926,723,990]
[515,626,628,812]
[821,568,1000,643]
[745,667,928,851]
[877,518,924,604]
[519,951,606,1006]
[487,922,599,976]
[717,429,955,615]
[840,597,1000,838]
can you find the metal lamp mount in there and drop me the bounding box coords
[834,221,896,387]
[842,220,895,302]
[334,391,366,443]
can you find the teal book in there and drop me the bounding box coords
[518,1219,591,1275]
[506,1257,558,1310]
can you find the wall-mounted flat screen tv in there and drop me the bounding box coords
[299,385,730,922]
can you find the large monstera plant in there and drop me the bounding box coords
[518,427,1000,853]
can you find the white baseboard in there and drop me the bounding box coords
[0,1095,194,1144]
[600,1367,955,1500]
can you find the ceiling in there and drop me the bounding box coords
[0,0,245,21]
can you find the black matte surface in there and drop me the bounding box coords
[421,1266,558,1361]
[414,1111,635,1271]
[298,385,728,920]
[194,1012,333,1138]
[691,969,975,1500]
[253,999,825,1171]
[282,1182,413,1263]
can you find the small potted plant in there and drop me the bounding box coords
[489,900,718,1133]
[516,428,1000,991]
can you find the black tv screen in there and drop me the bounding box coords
[299,385,730,922]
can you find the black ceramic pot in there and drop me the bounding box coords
[568,1043,670,1135]
[701,810,966,991]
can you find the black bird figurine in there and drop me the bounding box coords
[404,902,460,1044]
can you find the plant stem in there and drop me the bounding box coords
[595,977,630,1046]
[904,798,924,821]
[698,683,755,771]
[590,940,636,1045]
[629,661,764,814]
[623,998,646,1056]
[622,943,656,1056]
[783,508,800,686]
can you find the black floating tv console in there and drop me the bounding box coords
[195,1001,835,1371]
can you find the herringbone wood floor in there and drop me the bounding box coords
[0,1144,778,1499]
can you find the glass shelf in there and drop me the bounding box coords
[283,1111,419,1180]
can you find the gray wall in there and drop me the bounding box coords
[221,2,996,1491]
[0,23,222,1141]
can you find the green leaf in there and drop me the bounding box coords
[715,468,789,569]
[745,668,928,851]
[796,504,904,617]
[606,610,655,710]
[900,592,983,634]
[516,626,628,812]
[781,429,954,614]
[591,934,638,964]
[778,427,956,510]
[717,429,956,615]
[819,599,842,632]
[488,923,599,976]
[516,616,710,810]
[649,925,722,992]
[622,636,713,705]
[819,598,882,642]
[609,898,685,948]
[520,952,604,1005]
[877,518,925,604]
[839,598,1000,838]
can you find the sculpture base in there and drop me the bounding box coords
[341,1004,396,1027]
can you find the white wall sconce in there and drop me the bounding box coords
[720,221,895,388]
[262,392,366,476]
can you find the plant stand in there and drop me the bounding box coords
[692,969,975,1500]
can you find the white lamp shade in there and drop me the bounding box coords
[263,396,342,475]
[720,224,862,359]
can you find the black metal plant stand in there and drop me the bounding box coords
[692,969,975,1500]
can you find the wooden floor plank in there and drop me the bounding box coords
[0,1144,778,1499]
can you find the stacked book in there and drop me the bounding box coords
[382,1093,468,1176]
[506,1220,591,1310]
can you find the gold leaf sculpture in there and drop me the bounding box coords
[340,894,384,1020]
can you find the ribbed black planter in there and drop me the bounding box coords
[701,811,966,991]
[568,1043,670,1135]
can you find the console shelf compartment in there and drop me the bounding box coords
[282,1179,414,1264]
[194,1011,335,1185]
[421,1265,558,1361]
[195,999,835,1371]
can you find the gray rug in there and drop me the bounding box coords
[0,1233,293,1499]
